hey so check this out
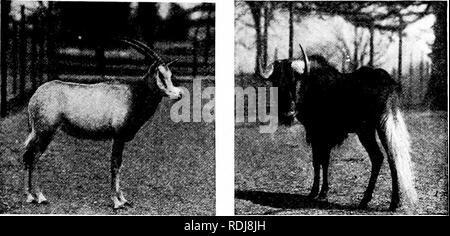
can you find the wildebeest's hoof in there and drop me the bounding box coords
[317,195,328,202]
[358,201,369,209]
[389,202,400,211]
[307,189,319,200]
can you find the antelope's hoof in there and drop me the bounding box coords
[37,199,50,205]
[36,193,49,204]
[123,201,134,208]
[25,194,37,204]
[112,200,133,210]
[113,203,133,211]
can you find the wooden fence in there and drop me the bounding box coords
[0,5,214,117]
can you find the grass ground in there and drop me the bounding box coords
[0,79,215,215]
[235,109,447,215]
[235,111,447,215]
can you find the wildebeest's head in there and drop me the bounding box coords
[119,38,183,100]
[259,44,309,126]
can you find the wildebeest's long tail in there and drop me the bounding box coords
[380,95,418,208]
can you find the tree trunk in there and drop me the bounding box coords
[288,2,294,59]
[369,26,374,67]
[262,2,269,67]
[426,1,447,110]
[353,26,358,70]
[95,45,105,76]
[248,2,262,73]
[398,24,403,83]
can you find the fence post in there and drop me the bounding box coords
[37,14,44,85]
[192,27,199,78]
[19,5,26,99]
[1,0,10,117]
[30,17,38,92]
[47,1,57,81]
[11,18,18,95]
[95,45,106,76]
[203,7,212,66]
[408,53,413,105]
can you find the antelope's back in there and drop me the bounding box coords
[29,80,134,133]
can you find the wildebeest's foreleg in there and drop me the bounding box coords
[318,155,330,200]
[357,129,384,209]
[308,143,331,200]
[110,139,130,209]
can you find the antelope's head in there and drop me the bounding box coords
[258,44,309,126]
[119,38,183,100]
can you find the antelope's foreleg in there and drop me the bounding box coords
[110,140,129,209]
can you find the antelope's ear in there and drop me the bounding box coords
[291,60,305,74]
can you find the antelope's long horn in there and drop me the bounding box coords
[126,38,164,63]
[166,58,180,67]
[299,43,309,75]
[117,37,164,64]
[258,57,273,79]
[117,38,148,58]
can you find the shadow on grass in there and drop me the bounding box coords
[235,189,359,214]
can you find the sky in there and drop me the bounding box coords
[235,4,436,74]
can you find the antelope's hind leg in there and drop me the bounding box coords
[110,140,131,210]
[356,129,384,209]
[23,131,53,204]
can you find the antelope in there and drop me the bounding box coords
[22,38,182,209]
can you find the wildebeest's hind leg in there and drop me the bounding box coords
[110,139,131,209]
[356,129,384,209]
[377,127,401,210]
[23,131,54,204]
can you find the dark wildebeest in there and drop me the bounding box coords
[23,38,182,209]
[259,45,417,211]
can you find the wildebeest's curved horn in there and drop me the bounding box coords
[117,37,164,64]
[258,57,274,79]
[299,43,309,75]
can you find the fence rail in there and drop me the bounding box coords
[1,4,214,117]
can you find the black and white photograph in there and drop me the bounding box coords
[0,1,215,215]
[235,1,447,215]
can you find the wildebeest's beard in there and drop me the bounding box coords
[272,60,297,126]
